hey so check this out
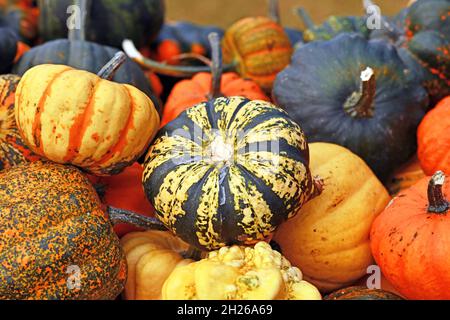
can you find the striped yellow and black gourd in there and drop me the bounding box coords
[143,96,319,251]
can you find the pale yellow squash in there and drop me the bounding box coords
[162,242,322,300]
[121,230,192,300]
[274,143,391,293]
[15,64,160,176]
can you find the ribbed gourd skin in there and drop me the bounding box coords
[0,74,40,171]
[14,64,160,176]
[222,17,293,92]
[143,96,316,251]
[0,162,127,300]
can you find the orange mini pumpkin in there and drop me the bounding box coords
[418,96,450,175]
[222,16,293,92]
[371,171,450,300]
[161,33,270,127]
[14,52,160,176]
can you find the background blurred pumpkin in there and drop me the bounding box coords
[150,21,224,66]
[13,6,159,105]
[160,32,270,127]
[38,0,165,49]
[273,33,429,181]
[15,53,160,176]
[124,0,294,93]
[143,96,320,251]
[161,73,270,127]
[121,230,192,300]
[162,242,322,300]
[0,27,18,74]
[0,2,38,44]
[0,162,127,300]
[221,16,293,92]
[0,74,39,171]
[417,96,450,176]
[370,0,450,104]
[273,143,391,292]
[297,8,370,42]
[87,162,156,238]
[371,171,450,300]
[324,286,403,300]
[386,155,426,196]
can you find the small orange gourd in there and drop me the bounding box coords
[371,171,450,300]
[417,96,450,176]
[161,33,270,127]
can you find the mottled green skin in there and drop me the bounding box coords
[0,162,126,300]
[143,97,316,251]
[303,16,370,42]
[324,287,403,300]
[38,0,165,48]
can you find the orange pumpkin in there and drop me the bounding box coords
[418,96,450,176]
[161,73,270,127]
[87,162,156,238]
[14,52,160,176]
[222,16,293,92]
[161,33,270,127]
[371,171,450,300]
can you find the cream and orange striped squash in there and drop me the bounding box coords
[14,54,160,176]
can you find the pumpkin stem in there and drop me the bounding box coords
[97,52,126,80]
[208,32,223,99]
[122,39,237,78]
[183,246,204,261]
[68,0,90,42]
[427,171,449,214]
[343,67,376,118]
[108,206,168,231]
[296,7,315,29]
[310,176,324,200]
[164,53,213,66]
[268,0,281,25]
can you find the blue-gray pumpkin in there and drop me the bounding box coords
[38,0,165,49]
[13,26,160,112]
[370,0,450,104]
[0,27,17,74]
[273,33,429,181]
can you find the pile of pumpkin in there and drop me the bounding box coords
[0,0,449,300]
